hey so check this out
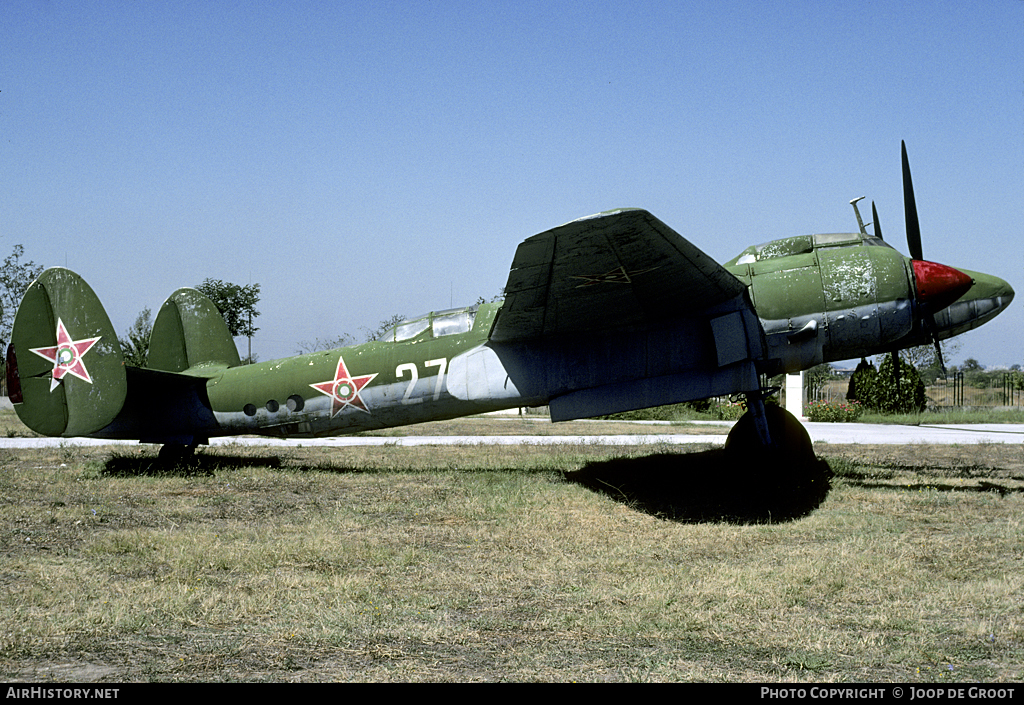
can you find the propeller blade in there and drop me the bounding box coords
[921,314,948,378]
[872,201,883,240]
[933,334,947,378]
[892,350,901,398]
[902,141,923,260]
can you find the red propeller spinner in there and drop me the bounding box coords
[911,259,973,313]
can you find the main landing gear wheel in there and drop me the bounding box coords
[723,405,827,520]
[724,404,814,465]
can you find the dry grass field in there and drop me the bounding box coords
[1,412,1022,682]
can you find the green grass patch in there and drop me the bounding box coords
[1,443,1022,681]
[600,401,745,422]
[858,408,1024,425]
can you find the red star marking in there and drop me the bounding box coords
[29,318,102,392]
[310,355,378,416]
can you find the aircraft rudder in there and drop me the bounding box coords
[148,288,240,373]
[8,268,127,437]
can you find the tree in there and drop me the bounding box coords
[118,307,153,367]
[194,279,261,338]
[901,340,960,385]
[0,245,44,345]
[295,334,355,355]
[805,363,835,400]
[961,358,982,373]
[362,314,406,343]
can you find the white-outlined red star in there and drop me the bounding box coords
[29,318,102,392]
[309,355,378,416]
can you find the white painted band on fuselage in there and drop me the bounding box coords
[446,344,522,402]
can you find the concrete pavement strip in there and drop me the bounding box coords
[2,422,1023,447]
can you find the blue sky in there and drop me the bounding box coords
[3,0,1022,366]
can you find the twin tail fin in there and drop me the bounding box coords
[8,268,127,436]
[7,268,239,438]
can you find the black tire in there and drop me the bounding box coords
[158,444,196,466]
[725,404,814,464]
[722,406,828,520]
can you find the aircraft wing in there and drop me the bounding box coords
[490,208,747,342]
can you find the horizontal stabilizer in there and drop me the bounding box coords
[148,288,241,373]
[8,268,127,437]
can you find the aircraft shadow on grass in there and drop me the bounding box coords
[566,449,834,524]
[102,452,284,477]
[102,447,831,524]
[100,449,1020,524]
[837,475,1024,497]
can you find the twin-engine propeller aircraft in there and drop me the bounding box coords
[5,144,1015,463]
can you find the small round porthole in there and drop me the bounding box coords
[287,395,305,412]
[243,404,257,417]
[266,400,280,412]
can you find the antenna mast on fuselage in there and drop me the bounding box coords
[849,196,870,236]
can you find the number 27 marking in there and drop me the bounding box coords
[396,358,448,405]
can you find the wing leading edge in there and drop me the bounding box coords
[490,208,748,342]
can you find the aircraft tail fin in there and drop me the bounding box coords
[7,268,128,437]
[147,288,241,373]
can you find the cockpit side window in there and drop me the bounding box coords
[394,317,430,342]
[861,236,896,250]
[432,310,475,337]
[812,233,862,248]
[391,306,479,342]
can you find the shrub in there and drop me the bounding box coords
[846,354,926,414]
[714,402,747,420]
[806,399,864,422]
[847,358,877,405]
[873,353,927,414]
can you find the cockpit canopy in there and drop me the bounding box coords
[392,306,479,342]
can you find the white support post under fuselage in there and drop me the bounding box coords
[786,371,806,420]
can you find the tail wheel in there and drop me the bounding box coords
[158,444,196,466]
